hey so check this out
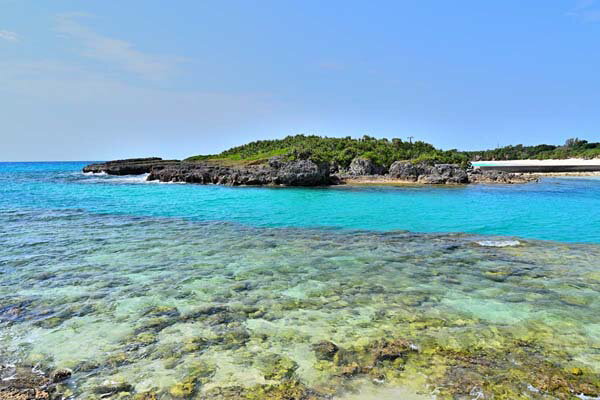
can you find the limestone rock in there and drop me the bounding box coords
[348,157,386,175]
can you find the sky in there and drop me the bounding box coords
[1,0,600,161]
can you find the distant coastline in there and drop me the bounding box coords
[473,158,600,175]
[83,157,538,186]
[82,136,600,186]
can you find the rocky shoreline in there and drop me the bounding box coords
[83,157,537,186]
[0,364,71,400]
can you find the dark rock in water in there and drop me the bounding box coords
[93,380,133,395]
[256,353,298,380]
[141,305,180,318]
[312,340,339,361]
[49,368,71,383]
[147,157,331,186]
[201,380,329,400]
[82,157,180,175]
[0,364,55,400]
[368,338,416,362]
[83,157,535,186]
[348,157,386,175]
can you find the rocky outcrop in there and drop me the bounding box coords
[348,157,386,175]
[83,158,536,186]
[385,162,536,184]
[388,162,469,184]
[147,157,332,186]
[0,364,62,399]
[83,157,180,175]
[467,168,537,184]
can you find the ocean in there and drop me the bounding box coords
[1,162,599,399]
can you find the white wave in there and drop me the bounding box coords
[83,171,107,176]
[476,240,521,247]
[108,173,150,184]
[576,394,600,400]
[81,172,151,184]
[82,172,187,184]
[153,180,186,184]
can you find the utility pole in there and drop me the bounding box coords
[407,136,414,144]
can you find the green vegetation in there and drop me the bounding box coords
[186,135,600,167]
[466,138,600,160]
[185,134,470,168]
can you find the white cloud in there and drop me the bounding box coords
[567,0,600,22]
[55,13,178,81]
[0,30,19,41]
[0,59,278,160]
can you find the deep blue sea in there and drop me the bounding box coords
[1,162,600,399]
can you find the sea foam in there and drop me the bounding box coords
[476,240,521,247]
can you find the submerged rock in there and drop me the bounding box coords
[141,305,180,318]
[132,391,159,400]
[169,362,216,398]
[368,338,415,363]
[201,380,330,400]
[93,379,133,395]
[0,364,54,400]
[312,341,339,361]
[257,354,299,381]
[49,368,71,383]
[169,376,197,398]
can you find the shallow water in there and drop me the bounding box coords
[1,162,600,399]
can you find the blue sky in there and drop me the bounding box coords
[1,0,600,160]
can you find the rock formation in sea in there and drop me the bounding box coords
[148,157,332,186]
[83,157,536,186]
[388,161,469,184]
[83,157,180,175]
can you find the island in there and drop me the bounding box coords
[84,135,547,186]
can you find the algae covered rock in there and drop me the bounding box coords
[368,338,416,363]
[93,379,133,395]
[141,305,181,318]
[169,361,216,398]
[201,380,329,400]
[50,367,72,383]
[0,364,55,400]
[311,341,339,361]
[257,353,299,381]
[133,390,159,400]
[169,376,197,398]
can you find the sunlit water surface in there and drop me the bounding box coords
[1,162,600,399]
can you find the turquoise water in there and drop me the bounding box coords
[2,162,600,243]
[2,162,600,399]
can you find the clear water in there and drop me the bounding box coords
[1,162,600,399]
[2,162,600,243]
